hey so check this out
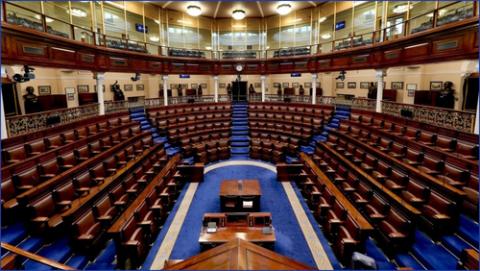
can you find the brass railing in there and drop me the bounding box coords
[5,103,99,137]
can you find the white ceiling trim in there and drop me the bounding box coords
[213,1,222,18]
[256,1,264,17]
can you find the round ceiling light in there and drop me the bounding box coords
[276,3,292,15]
[232,9,246,20]
[186,5,202,17]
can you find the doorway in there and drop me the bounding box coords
[462,73,479,111]
[231,80,247,102]
[1,79,21,116]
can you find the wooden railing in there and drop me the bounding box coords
[1,242,74,270]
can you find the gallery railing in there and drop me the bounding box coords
[5,103,99,137]
[104,100,130,113]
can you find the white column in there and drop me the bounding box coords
[260,75,266,102]
[475,94,479,135]
[162,75,168,106]
[213,75,219,102]
[311,73,318,105]
[375,69,386,113]
[1,90,8,139]
[95,72,105,115]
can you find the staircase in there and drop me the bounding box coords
[301,105,351,154]
[230,102,250,158]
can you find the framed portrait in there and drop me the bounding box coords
[304,82,312,88]
[136,84,144,91]
[282,82,289,88]
[200,83,207,89]
[254,82,261,88]
[77,85,89,93]
[219,83,226,88]
[292,82,300,88]
[124,84,133,91]
[65,87,75,101]
[407,83,417,97]
[336,82,344,89]
[38,85,51,95]
[360,82,370,89]
[391,81,404,90]
[273,82,281,88]
[191,83,198,89]
[347,82,356,89]
[430,81,443,90]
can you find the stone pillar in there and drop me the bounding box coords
[1,90,8,139]
[375,69,386,113]
[261,75,266,102]
[213,75,219,102]
[311,73,318,105]
[162,75,168,106]
[475,94,479,135]
[95,72,105,115]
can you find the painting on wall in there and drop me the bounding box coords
[273,82,281,88]
[77,85,89,93]
[360,82,370,89]
[254,82,261,88]
[347,82,356,89]
[38,85,51,95]
[65,87,75,101]
[391,81,404,90]
[407,83,417,97]
[282,82,289,88]
[336,82,344,89]
[219,83,226,88]
[200,83,207,89]
[124,84,133,91]
[304,82,312,88]
[136,84,144,91]
[430,81,443,90]
[292,82,300,88]
[191,83,198,89]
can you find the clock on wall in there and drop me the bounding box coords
[235,64,243,72]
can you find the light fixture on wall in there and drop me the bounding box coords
[131,73,141,82]
[276,3,292,15]
[186,5,202,17]
[149,36,160,42]
[321,33,331,40]
[232,9,246,20]
[318,16,327,23]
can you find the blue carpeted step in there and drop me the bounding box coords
[130,112,146,118]
[395,253,425,270]
[24,238,72,270]
[232,117,248,121]
[232,115,248,118]
[182,157,195,165]
[231,126,249,131]
[232,130,249,136]
[330,118,340,123]
[299,146,315,154]
[141,125,152,130]
[166,147,181,156]
[231,147,250,154]
[94,240,116,264]
[132,116,146,121]
[1,223,27,245]
[231,136,250,142]
[232,121,248,125]
[412,230,457,269]
[65,254,89,270]
[231,141,249,147]
[327,123,340,128]
[458,215,479,247]
[18,236,43,252]
[154,138,166,145]
[285,156,300,164]
[230,154,251,159]
[86,262,116,270]
[365,238,396,270]
[335,115,350,120]
[441,234,473,257]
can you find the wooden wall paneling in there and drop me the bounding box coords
[331,56,350,69]
[50,47,76,65]
[15,39,49,62]
[317,59,331,71]
[130,58,147,72]
[381,49,402,65]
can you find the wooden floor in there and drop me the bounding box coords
[150,160,333,270]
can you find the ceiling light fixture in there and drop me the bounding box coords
[232,9,246,20]
[276,3,292,15]
[186,5,202,17]
[321,33,332,40]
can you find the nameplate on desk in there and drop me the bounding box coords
[242,201,253,208]
[207,228,217,233]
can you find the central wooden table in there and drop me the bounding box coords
[219,179,261,212]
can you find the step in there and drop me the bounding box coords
[18,236,43,252]
[394,253,426,270]
[1,223,27,245]
[231,147,250,154]
[24,238,72,270]
[458,215,479,247]
[94,240,116,264]
[231,141,250,147]
[166,147,182,156]
[130,113,146,118]
[141,125,152,130]
[232,117,249,121]
[86,262,116,270]
[441,234,473,257]
[285,156,300,164]
[65,254,89,270]
[411,230,457,270]
[232,130,249,136]
[232,121,248,125]
[231,136,250,142]
[232,114,248,117]
[365,238,396,270]
[299,146,315,154]
[182,157,195,165]
[231,126,249,131]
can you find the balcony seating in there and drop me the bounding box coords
[273,47,310,57]
[222,51,257,59]
[169,49,205,58]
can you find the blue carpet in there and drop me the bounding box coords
[231,147,250,154]
[365,238,396,270]
[93,240,116,264]
[23,237,72,270]
[164,163,339,269]
[394,253,426,270]
[441,234,474,257]
[65,254,89,269]
[1,223,27,245]
[231,135,249,141]
[458,215,479,247]
[17,236,43,252]
[411,230,457,269]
